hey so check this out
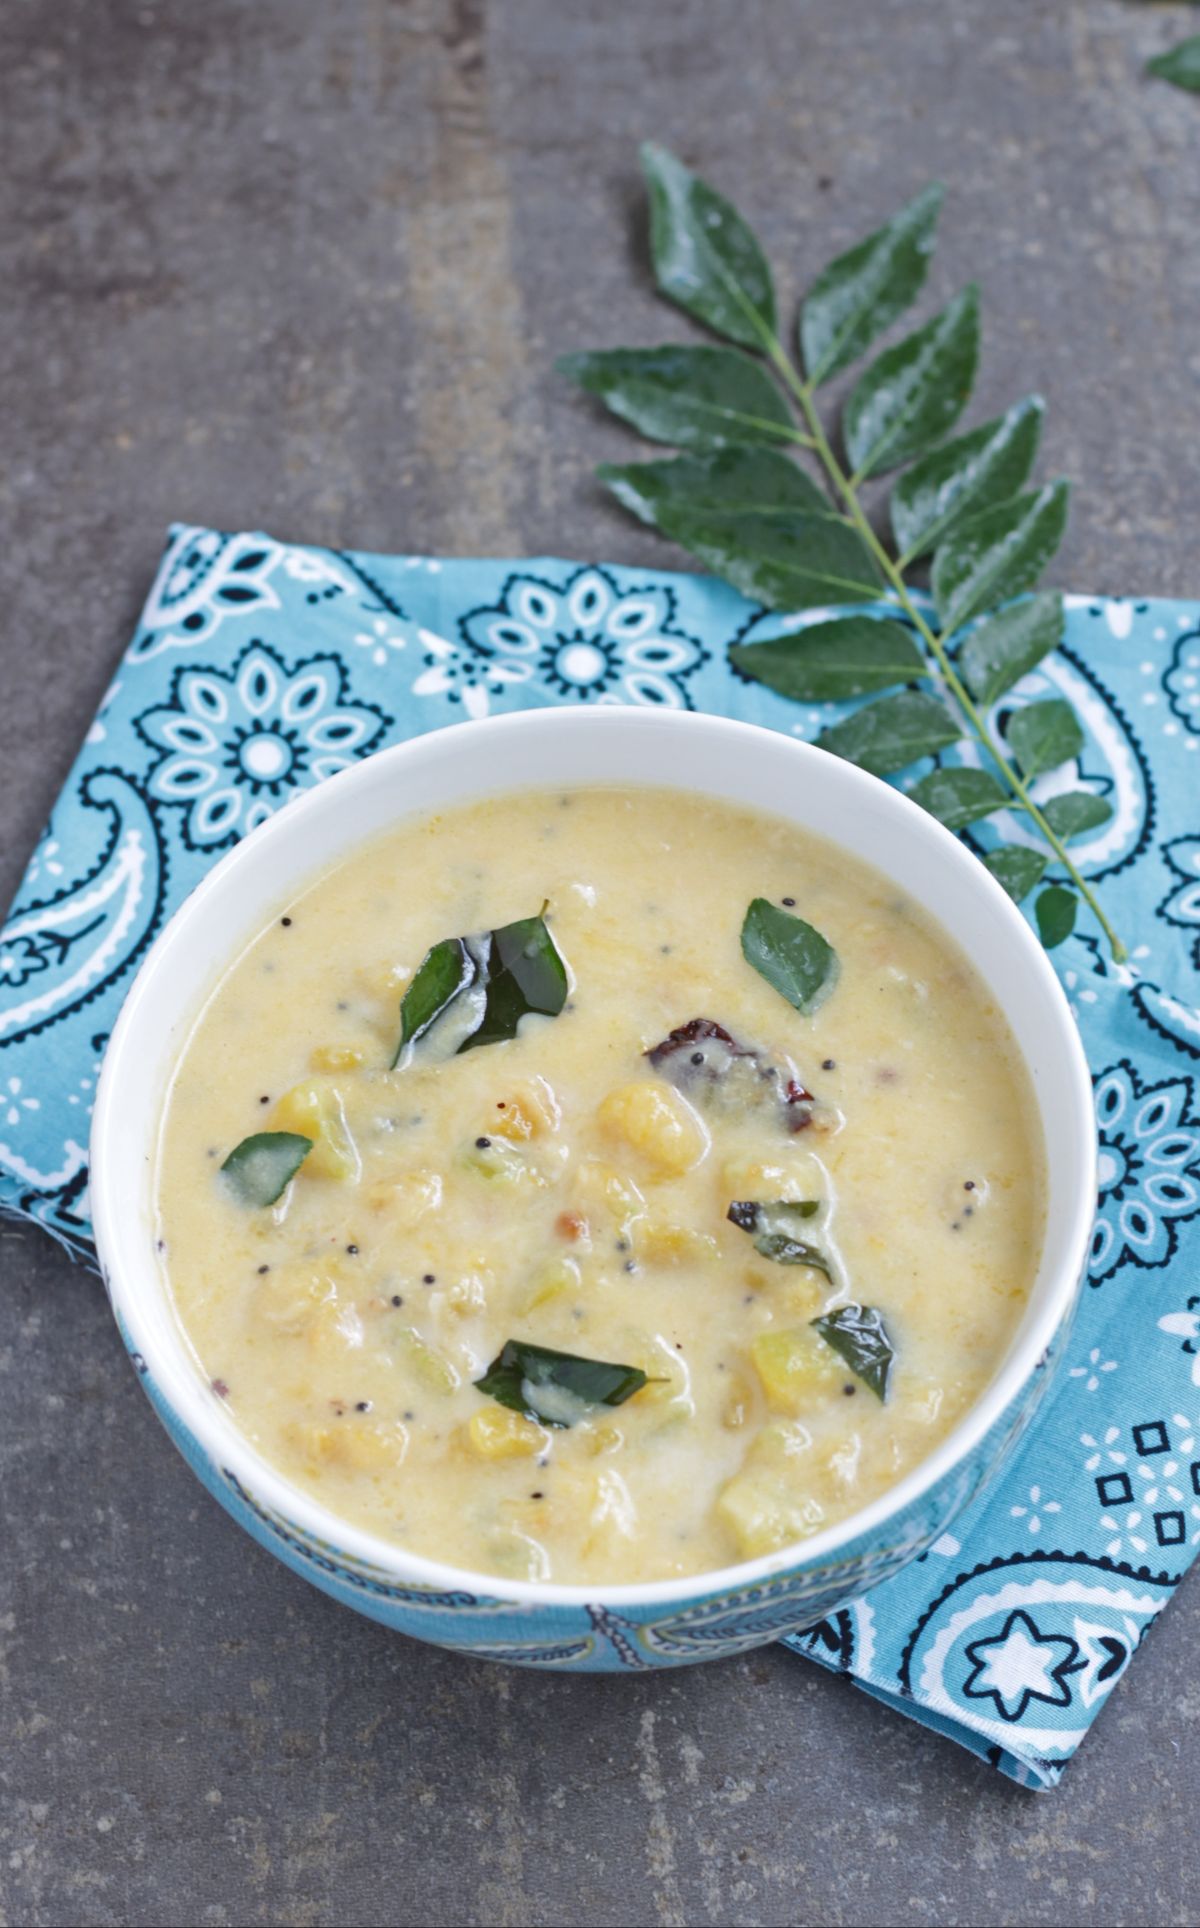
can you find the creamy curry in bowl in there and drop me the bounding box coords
[155,783,1045,1588]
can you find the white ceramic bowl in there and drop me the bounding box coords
[91,708,1095,1669]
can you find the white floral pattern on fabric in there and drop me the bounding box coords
[1068,1348,1119,1392]
[411,627,536,721]
[1088,1060,1200,1282]
[129,527,285,661]
[134,642,390,849]
[3,1076,40,1130]
[453,566,708,715]
[1157,836,1200,969]
[1009,1485,1063,1536]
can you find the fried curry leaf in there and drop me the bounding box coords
[741,899,838,1016]
[727,1199,830,1271]
[220,1131,313,1207]
[394,912,568,1066]
[646,1017,815,1132]
[475,1340,648,1428]
[811,1304,895,1401]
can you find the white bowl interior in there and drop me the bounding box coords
[92,708,1096,1607]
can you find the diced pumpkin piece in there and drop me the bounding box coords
[269,1079,359,1179]
[491,1077,561,1142]
[305,1297,365,1357]
[484,1526,550,1582]
[283,1420,338,1474]
[255,1264,337,1334]
[367,1168,443,1226]
[331,1419,410,1473]
[310,1043,366,1072]
[520,1255,582,1314]
[750,1326,845,1413]
[396,1325,460,1393]
[571,1161,645,1236]
[464,1406,551,1460]
[463,1136,547,1187]
[717,1466,826,1559]
[637,1219,719,1268]
[441,1270,489,1318]
[284,1414,407,1474]
[597,1080,708,1177]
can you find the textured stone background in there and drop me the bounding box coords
[2,3,1200,1923]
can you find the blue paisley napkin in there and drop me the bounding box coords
[4,523,1200,1789]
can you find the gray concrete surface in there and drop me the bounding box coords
[2,2,1199,1923]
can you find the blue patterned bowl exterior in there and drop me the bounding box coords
[117,1307,1070,1671]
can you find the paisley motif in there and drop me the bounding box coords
[897,1550,1175,1759]
[129,525,284,661]
[0,771,165,1047]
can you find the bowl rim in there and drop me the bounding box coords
[92,705,1096,1610]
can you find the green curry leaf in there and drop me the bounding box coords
[475,1340,648,1428]
[956,593,1065,707]
[741,898,838,1015]
[220,1132,313,1207]
[811,1304,895,1401]
[814,689,961,776]
[727,1199,830,1271]
[1035,885,1077,949]
[395,913,567,1065]
[598,446,829,529]
[890,396,1043,561]
[1039,791,1114,840]
[558,345,796,450]
[1005,698,1084,779]
[983,845,1050,903]
[729,615,926,702]
[1147,37,1200,93]
[843,285,980,479]
[652,506,882,611]
[642,142,776,348]
[906,765,1008,831]
[800,182,943,386]
[932,483,1070,636]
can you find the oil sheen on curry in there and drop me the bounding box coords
[157,786,1045,1586]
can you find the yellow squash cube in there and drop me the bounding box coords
[491,1077,561,1142]
[637,1219,719,1268]
[269,1079,359,1180]
[464,1406,550,1460]
[716,1468,827,1559]
[597,1081,708,1178]
[309,1043,366,1073]
[520,1255,582,1315]
[255,1263,337,1335]
[750,1326,846,1413]
[396,1325,460,1394]
[368,1168,443,1227]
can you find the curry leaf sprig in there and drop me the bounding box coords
[559,146,1126,960]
